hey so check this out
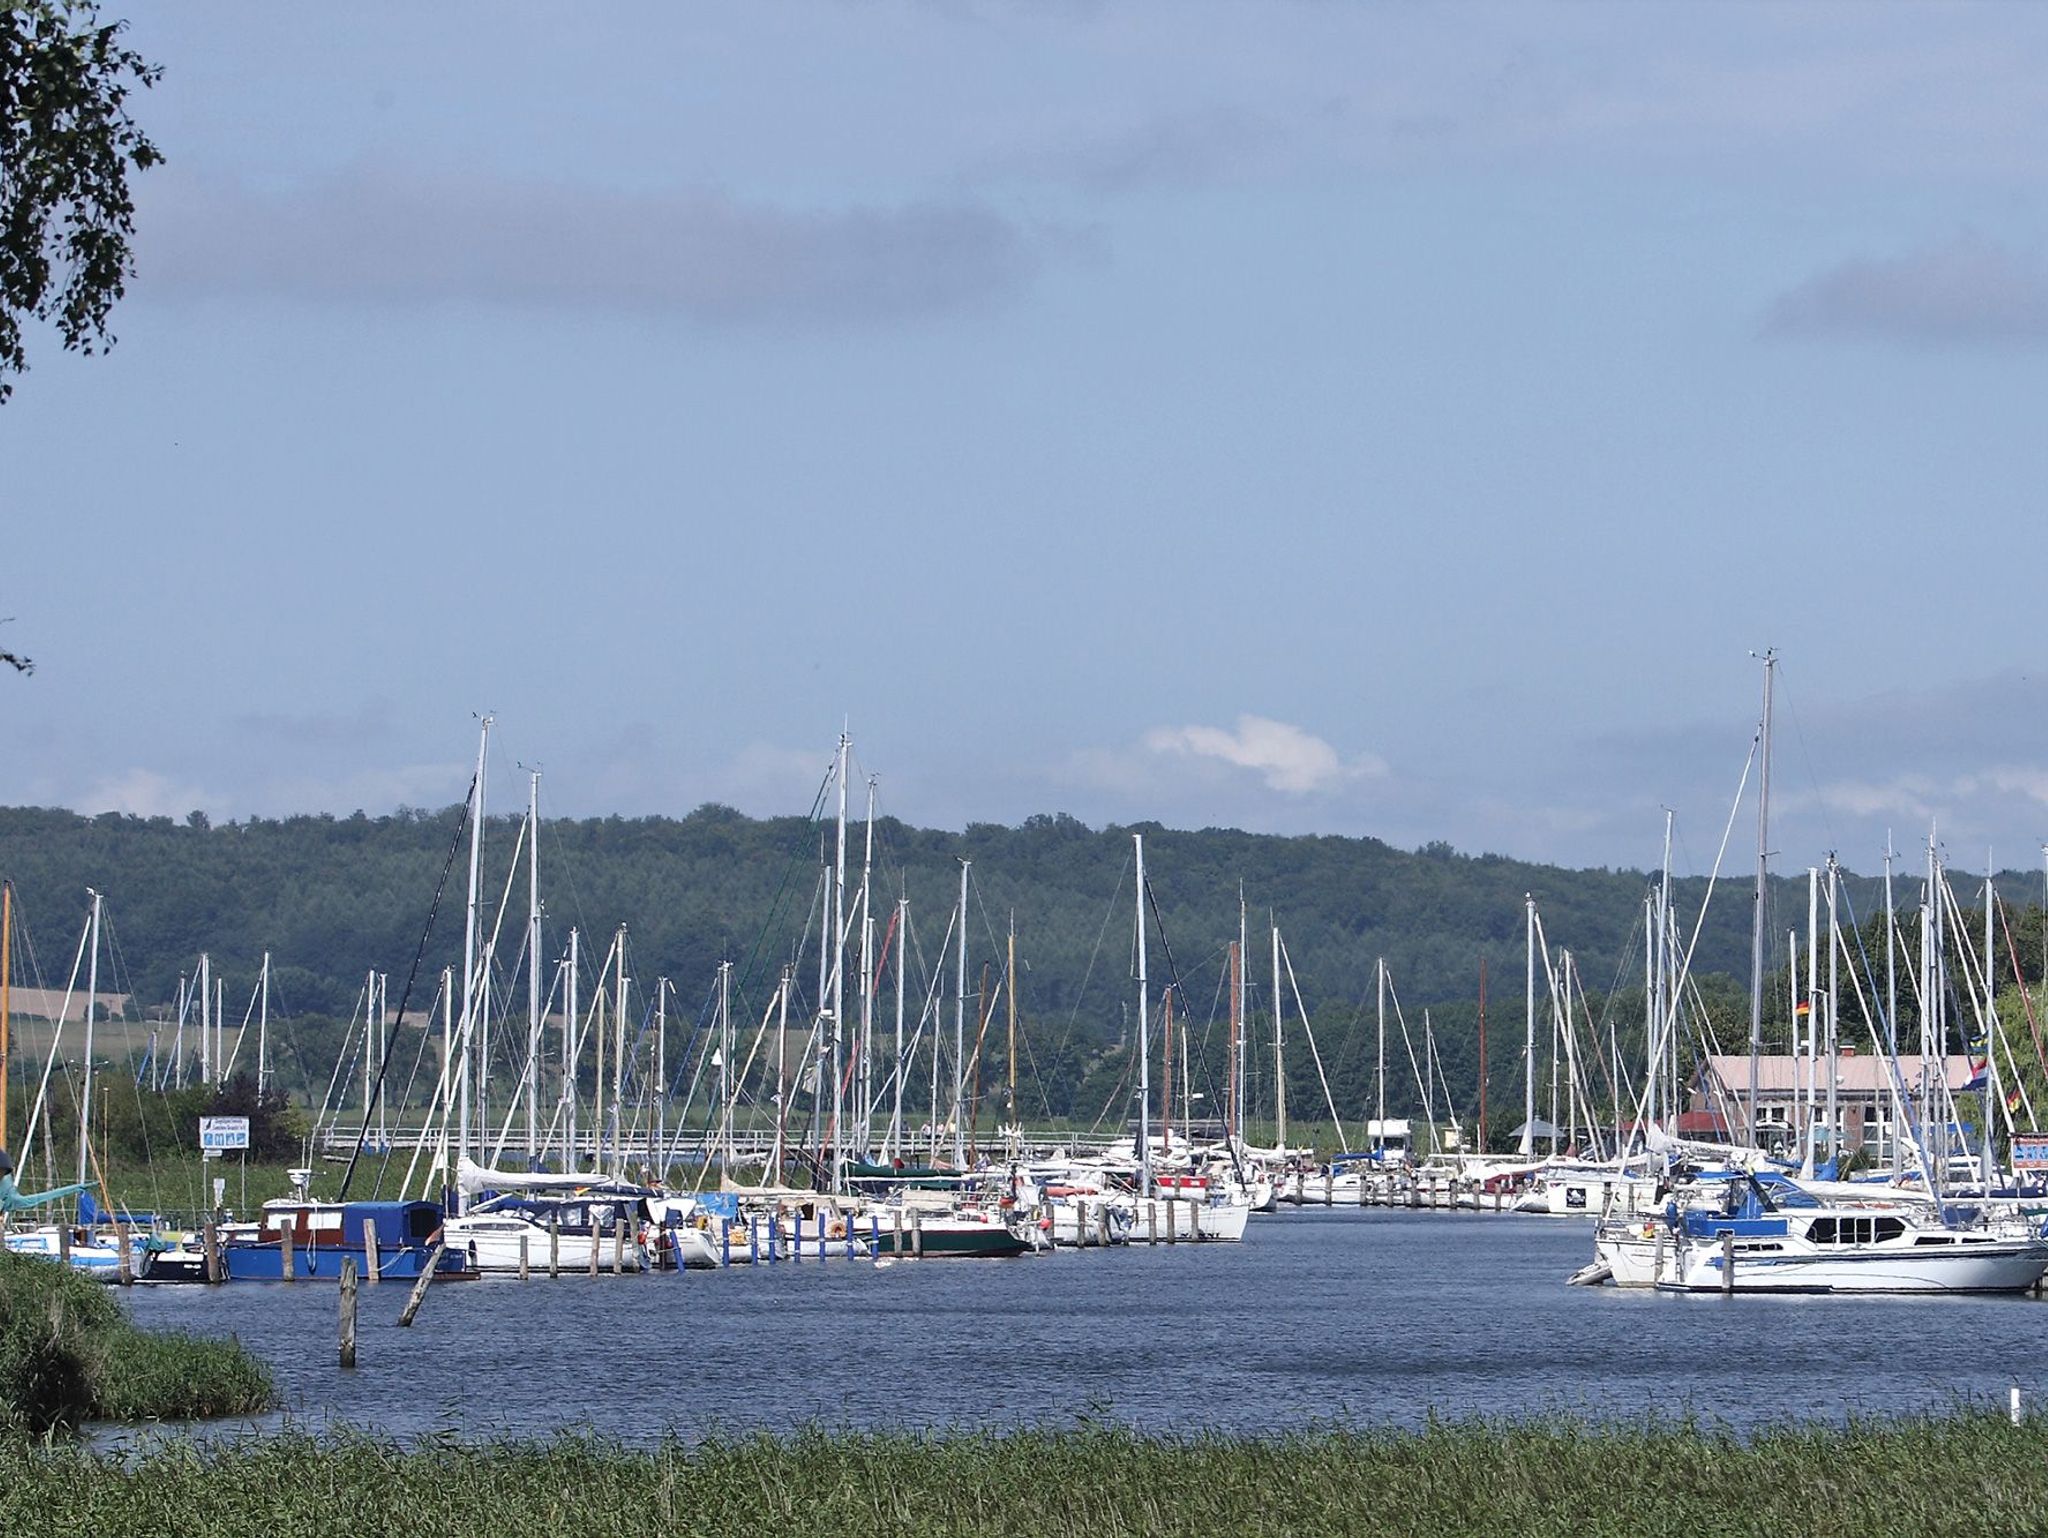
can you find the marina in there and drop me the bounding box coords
[111,1206,2048,1444]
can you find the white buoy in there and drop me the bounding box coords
[2012,1383,2023,1425]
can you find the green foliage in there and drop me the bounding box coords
[0,1414,2045,1534]
[0,1249,271,1437]
[0,2,164,402]
[4,803,2043,1142]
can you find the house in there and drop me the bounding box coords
[1691,1052,1974,1161]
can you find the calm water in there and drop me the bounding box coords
[117,1209,2048,1441]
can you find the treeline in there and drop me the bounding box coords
[1,803,2041,1138]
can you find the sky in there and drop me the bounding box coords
[4,2,2048,879]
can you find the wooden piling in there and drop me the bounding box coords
[281,1222,296,1281]
[1721,1232,1736,1296]
[202,1221,221,1284]
[1190,1203,1202,1242]
[1324,1172,1333,1206]
[115,1222,131,1286]
[1097,1205,1111,1247]
[397,1244,442,1326]
[893,1207,904,1256]
[613,1217,627,1276]
[1147,1201,1158,1245]
[1357,1175,1368,1208]
[363,1218,382,1283]
[57,1224,70,1264]
[338,1255,358,1368]
[1165,1197,1178,1244]
[549,1216,560,1278]
[587,1224,600,1277]
[911,1212,924,1259]
[519,1231,530,1281]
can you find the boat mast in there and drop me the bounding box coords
[611,924,627,1179]
[1476,955,1488,1154]
[859,775,876,1159]
[459,716,490,1173]
[563,928,579,1168]
[1983,859,2000,1188]
[1226,935,1241,1148]
[1746,651,1774,1150]
[1135,832,1151,1195]
[1375,956,1387,1161]
[829,734,849,1193]
[773,964,791,1180]
[1272,921,1286,1149]
[1159,983,1173,1158]
[257,950,271,1100]
[1800,865,1818,1177]
[1005,910,1018,1153]
[949,857,968,1167]
[890,895,907,1161]
[198,951,211,1087]
[1236,884,1248,1142]
[1521,895,1535,1157]
[718,960,733,1174]
[526,768,542,1162]
[655,976,668,1179]
[76,889,101,1188]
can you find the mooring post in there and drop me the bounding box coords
[549,1216,560,1278]
[363,1218,382,1284]
[613,1217,627,1276]
[1147,1201,1158,1245]
[202,1220,221,1284]
[1721,1232,1736,1296]
[57,1224,70,1265]
[519,1231,530,1281]
[1165,1197,1178,1244]
[339,1255,359,1368]
[911,1211,924,1259]
[1324,1171,1333,1206]
[793,1212,804,1263]
[893,1207,904,1256]
[115,1222,132,1286]
[281,1222,295,1282]
[397,1243,443,1326]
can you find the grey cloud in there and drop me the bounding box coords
[138,167,1050,324]
[1765,235,2048,346]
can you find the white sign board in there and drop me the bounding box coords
[199,1115,250,1151]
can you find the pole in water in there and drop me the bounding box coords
[339,1256,359,1368]
[1721,1232,1735,1296]
[397,1244,443,1326]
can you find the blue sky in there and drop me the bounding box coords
[4,2,2047,877]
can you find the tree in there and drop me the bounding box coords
[0,2,161,403]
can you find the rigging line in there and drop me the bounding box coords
[337,787,473,1202]
[1993,892,2048,1080]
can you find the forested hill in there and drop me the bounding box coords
[1,802,2031,1043]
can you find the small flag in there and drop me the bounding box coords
[2009,1085,2025,1114]
[1794,1001,1812,1017]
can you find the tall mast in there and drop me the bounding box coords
[952,857,970,1167]
[257,950,271,1100]
[718,960,733,1173]
[1659,808,1675,1126]
[564,927,579,1168]
[1984,859,2000,1188]
[1226,937,1241,1147]
[890,896,907,1161]
[77,889,101,1188]
[1006,910,1018,1149]
[859,775,875,1156]
[459,715,491,1170]
[1521,894,1536,1157]
[1134,833,1151,1195]
[526,769,542,1161]
[611,924,627,1178]
[1375,956,1387,1160]
[655,977,669,1180]
[1826,858,1841,1175]
[1159,984,1173,1157]
[1271,921,1285,1149]
[1476,955,1488,1154]
[1801,865,1819,1177]
[1746,650,1774,1149]
[198,951,211,1086]
[773,965,791,1180]
[829,734,849,1192]
[1235,884,1248,1142]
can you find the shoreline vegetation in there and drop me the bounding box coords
[3,1414,2045,1535]
[0,1251,272,1437]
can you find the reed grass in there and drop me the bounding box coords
[0,1413,2041,1536]
[0,1252,273,1436]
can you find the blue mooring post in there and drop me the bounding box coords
[720,1220,731,1268]
[792,1212,803,1262]
[870,1213,880,1255]
[845,1217,854,1259]
[663,1215,677,1275]
[818,1220,827,1262]
[750,1216,762,1263]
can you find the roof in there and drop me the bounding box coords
[1697,1054,1972,1096]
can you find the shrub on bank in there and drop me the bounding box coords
[0,1251,272,1436]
